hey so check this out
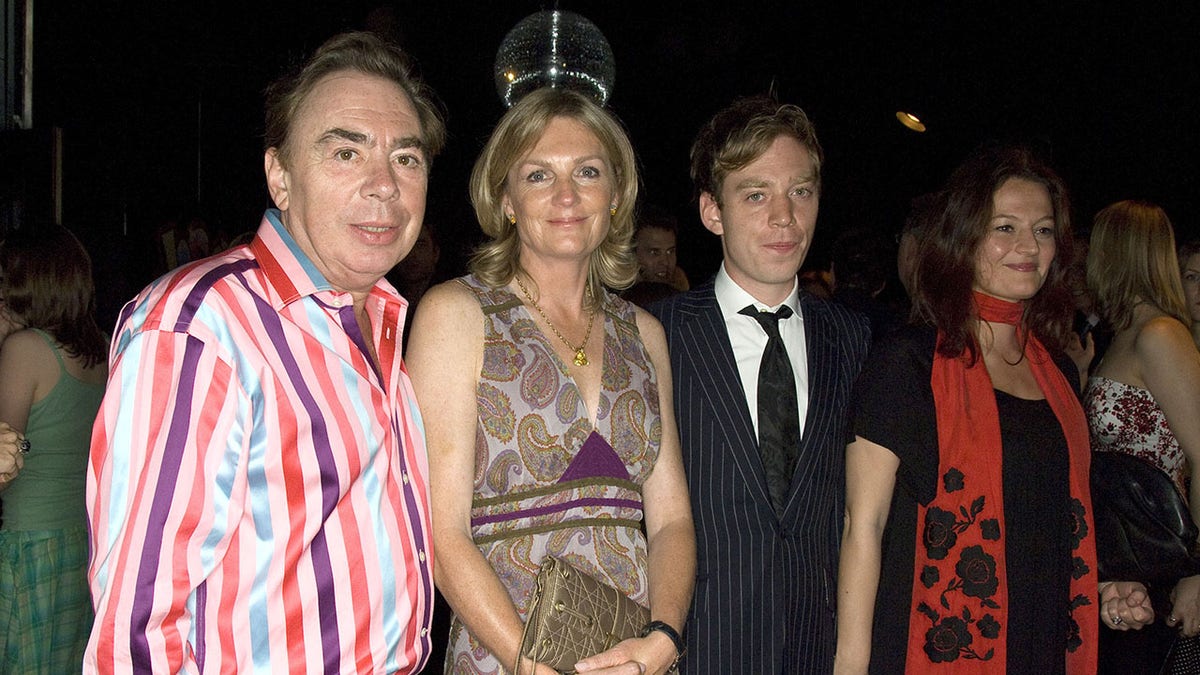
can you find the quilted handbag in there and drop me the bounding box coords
[516,555,649,674]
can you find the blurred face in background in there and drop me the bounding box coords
[635,226,678,283]
[1181,252,1200,324]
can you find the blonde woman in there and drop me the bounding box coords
[1085,201,1200,672]
[407,88,694,675]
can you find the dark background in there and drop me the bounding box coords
[10,1,1197,668]
[25,1,1200,318]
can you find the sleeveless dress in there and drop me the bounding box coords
[0,328,105,673]
[445,275,661,674]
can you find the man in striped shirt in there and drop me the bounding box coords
[85,32,444,673]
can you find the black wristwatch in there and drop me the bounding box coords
[641,620,685,668]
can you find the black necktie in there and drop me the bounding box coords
[740,305,799,514]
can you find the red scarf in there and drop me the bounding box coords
[907,292,1099,672]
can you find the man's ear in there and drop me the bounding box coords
[264,148,289,211]
[699,192,724,236]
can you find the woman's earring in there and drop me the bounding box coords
[610,206,617,216]
[507,213,516,225]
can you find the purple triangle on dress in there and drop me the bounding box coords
[559,431,631,483]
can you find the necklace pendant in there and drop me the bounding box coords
[573,349,589,367]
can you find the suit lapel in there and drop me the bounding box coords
[677,286,774,509]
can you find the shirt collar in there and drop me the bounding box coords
[714,263,801,321]
[249,209,403,310]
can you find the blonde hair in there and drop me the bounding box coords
[468,88,640,300]
[1088,200,1189,331]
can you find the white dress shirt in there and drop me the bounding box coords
[713,263,809,438]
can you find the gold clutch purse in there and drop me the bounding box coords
[515,556,649,674]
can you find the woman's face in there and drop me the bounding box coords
[973,177,1058,303]
[1181,253,1200,324]
[501,116,616,268]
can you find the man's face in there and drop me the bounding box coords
[635,226,678,283]
[265,70,428,297]
[699,135,819,305]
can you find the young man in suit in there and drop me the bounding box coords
[652,97,871,673]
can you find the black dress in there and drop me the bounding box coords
[852,327,1075,673]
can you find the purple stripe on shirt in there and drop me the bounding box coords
[252,291,342,675]
[194,581,207,672]
[172,260,257,333]
[471,497,644,527]
[392,414,433,665]
[335,303,382,383]
[130,334,206,669]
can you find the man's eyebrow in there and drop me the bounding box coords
[733,175,816,190]
[733,178,769,190]
[318,127,369,145]
[315,128,426,156]
[392,136,424,152]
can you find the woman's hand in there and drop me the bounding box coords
[0,421,27,484]
[574,632,679,675]
[1099,580,1155,631]
[1168,574,1200,636]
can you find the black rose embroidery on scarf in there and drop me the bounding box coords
[921,565,940,588]
[917,603,996,664]
[1068,497,1088,550]
[977,614,1001,639]
[922,494,985,560]
[956,546,999,600]
[939,545,1001,610]
[943,468,965,492]
[1066,594,1092,653]
[980,518,1000,540]
[924,507,959,560]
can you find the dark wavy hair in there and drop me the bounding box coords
[1,223,108,368]
[912,144,1075,362]
[264,31,446,167]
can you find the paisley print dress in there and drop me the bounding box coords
[444,275,661,674]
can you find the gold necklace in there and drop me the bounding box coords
[515,275,596,367]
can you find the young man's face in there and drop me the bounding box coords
[700,134,819,305]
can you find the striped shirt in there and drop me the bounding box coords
[85,210,433,674]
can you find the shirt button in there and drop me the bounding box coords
[420,627,429,637]
[401,472,409,484]
[418,550,427,563]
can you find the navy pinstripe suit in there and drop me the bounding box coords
[652,280,870,674]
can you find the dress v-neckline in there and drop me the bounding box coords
[516,296,608,428]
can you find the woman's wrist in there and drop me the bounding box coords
[640,620,684,670]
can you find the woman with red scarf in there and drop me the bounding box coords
[833,145,1154,674]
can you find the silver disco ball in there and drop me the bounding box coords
[494,10,615,108]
